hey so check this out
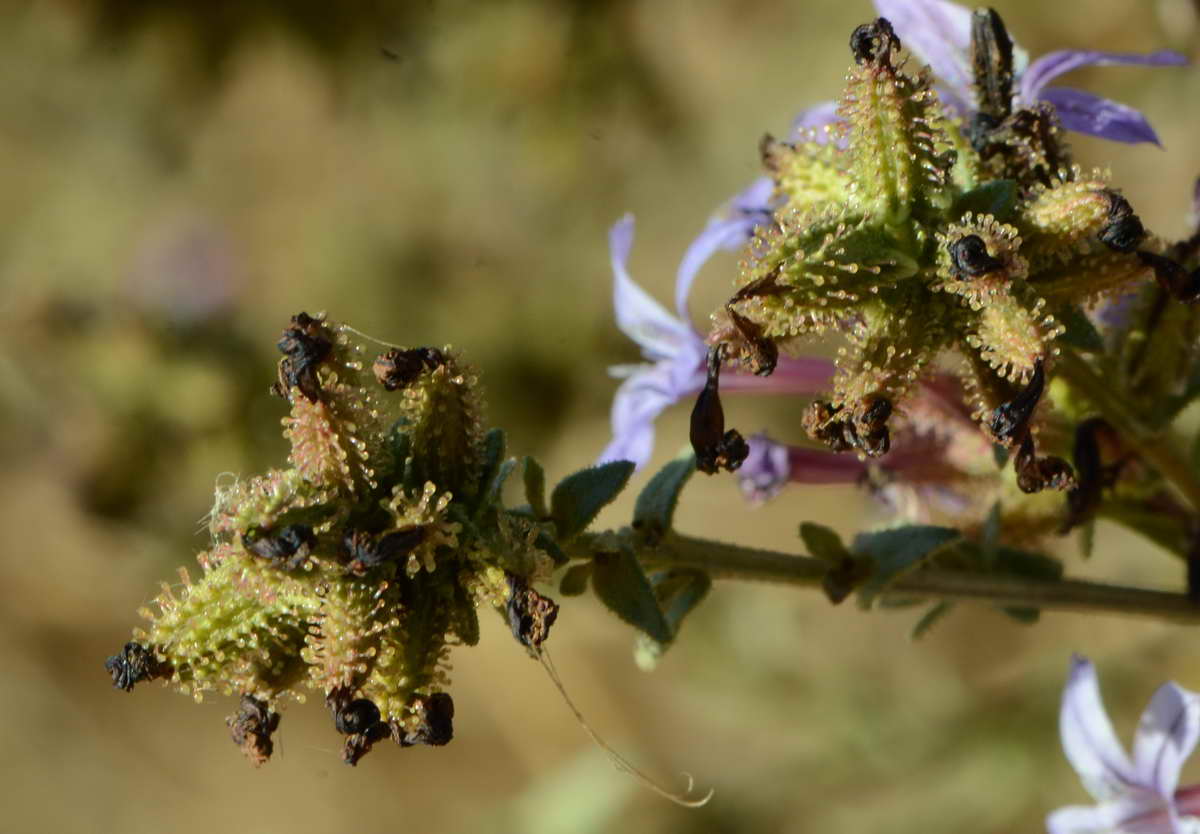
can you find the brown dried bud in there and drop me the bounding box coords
[1014,433,1075,494]
[988,360,1045,446]
[373,347,446,391]
[506,573,560,651]
[1138,251,1200,304]
[273,312,332,403]
[950,234,1004,279]
[850,18,900,67]
[1099,193,1145,253]
[971,8,1015,121]
[104,642,168,692]
[1062,417,1121,533]
[242,524,317,571]
[227,694,281,767]
[393,693,455,747]
[341,525,428,574]
[690,347,750,474]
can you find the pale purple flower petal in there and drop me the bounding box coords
[611,215,696,363]
[1060,655,1140,800]
[1133,683,1200,798]
[1046,796,1166,834]
[1040,87,1166,146]
[599,365,697,467]
[675,178,775,322]
[738,433,867,502]
[1020,49,1188,104]
[873,0,974,101]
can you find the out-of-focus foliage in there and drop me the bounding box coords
[1,1,1197,832]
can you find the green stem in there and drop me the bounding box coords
[578,532,1200,624]
[1057,348,1200,513]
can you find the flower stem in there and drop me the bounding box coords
[606,532,1200,624]
[1056,348,1200,512]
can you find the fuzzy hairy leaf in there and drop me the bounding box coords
[591,546,672,643]
[550,461,635,540]
[853,526,961,608]
[558,563,592,597]
[522,457,547,519]
[800,522,850,563]
[633,453,696,542]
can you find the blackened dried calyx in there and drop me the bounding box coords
[690,347,750,475]
[1137,251,1200,304]
[950,235,1004,279]
[227,694,281,766]
[803,397,892,458]
[273,312,332,403]
[986,362,1075,493]
[506,573,560,652]
[1061,417,1122,533]
[850,17,900,68]
[341,525,427,574]
[970,8,1015,122]
[393,693,454,747]
[243,524,317,571]
[105,641,168,692]
[1099,192,1145,253]
[373,347,446,391]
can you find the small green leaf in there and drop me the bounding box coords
[591,546,671,643]
[991,546,1063,581]
[523,457,547,518]
[632,452,696,542]
[1057,306,1104,353]
[451,581,481,646]
[952,180,1018,222]
[473,429,507,509]
[800,522,850,563]
[476,458,518,521]
[853,526,960,608]
[633,570,710,670]
[550,460,635,539]
[534,529,570,567]
[910,601,953,640]
[559,563,592,596]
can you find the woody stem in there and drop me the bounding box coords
[1056,349,1200,513]
[613,532,1199,623]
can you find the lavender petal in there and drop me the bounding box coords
[1060,655,1140,800]
[1021,48,1187,104]
[1132,682,1200,799]
[1039,87,1165,146]
[610,215,697,362]
[873,0,974,105]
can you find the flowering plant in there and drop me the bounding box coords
[104,0,1199,826]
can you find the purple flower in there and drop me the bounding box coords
[874,0,1186,145]
[738,433,868,503]
[600,201,834,469]
[1047,655,1200,834]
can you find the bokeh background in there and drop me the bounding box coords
[3,1,1199,831]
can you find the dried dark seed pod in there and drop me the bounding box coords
[1014,433,1075,494]
[970,8,1015,122]
[393,693,455,747]
[966,111,1001,153]
[104,641,167,692]
[273,312,332,403]
[850,17,899,67]
[1098,192,1145,253]
[690,347,750,474]
[950,235,1004,278]
[243,524,317,570]
[988,360,1046,445]
[506,573,560,651]
[335,698,382,735]
[341,525,428,574]
[803,401,856,453]
[342,720,391,766]
[726,308,779,377]
[1061,417,1122,533]
[1137,251,1200,304]
[373,347,446,391]
[227,694,281,766]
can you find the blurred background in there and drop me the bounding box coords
[2,0,1199,831]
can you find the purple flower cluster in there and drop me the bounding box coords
[599,0,1184,501]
